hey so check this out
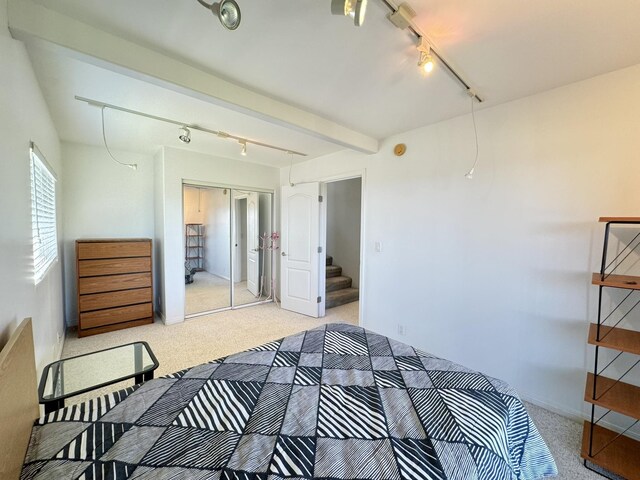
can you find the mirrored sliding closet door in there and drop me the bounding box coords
[183,184,273,317]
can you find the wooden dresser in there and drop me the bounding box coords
[76,239,154,337]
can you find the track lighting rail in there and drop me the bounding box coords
[379,0,483,103]
[75,95,308,157]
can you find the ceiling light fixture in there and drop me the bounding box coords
[417,39,435,74]
[197,0,241,31]
[76,96,307,157]
[382,0,483,102]
[331,0,368,26]
[240,140,247,156]
[179,126,192,144]
[388,2,415,29]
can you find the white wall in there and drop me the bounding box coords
[281,63,640,422]
[0,28,64,374]
[327,178,362,287]
[0,0,8,38]
[203,188,231,279]
[156,147,280,324]
[61,142,154,325]
[183,186,206,225]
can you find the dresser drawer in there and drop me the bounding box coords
[77,241,151,260]
[78,257,151,277]
[79,287,152,312]
[80,303,153,329]
[79,272,152,295]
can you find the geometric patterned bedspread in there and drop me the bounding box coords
[22,323,558,479]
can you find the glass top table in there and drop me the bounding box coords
[38,341,158,414]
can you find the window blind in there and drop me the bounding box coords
[30,143,58,284]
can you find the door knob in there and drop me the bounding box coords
[281,252,287,256]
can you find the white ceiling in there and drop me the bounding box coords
[23,0,640,161]
[25,42,341,166]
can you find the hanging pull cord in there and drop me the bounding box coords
[288,151,295,187]
[101,106,137,171]
[464,93,479,179]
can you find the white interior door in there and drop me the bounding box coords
[246,192,259,296]
[281,183,321,317]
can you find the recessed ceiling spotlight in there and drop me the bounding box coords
[179,126,192,144]
[417,38,435,74]
[240,140,247,156]
[197,0,241,31]
[330,0,368,26]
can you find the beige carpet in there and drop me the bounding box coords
[60,300,599,479]
[185,271,260,314]
[62,301,359,404]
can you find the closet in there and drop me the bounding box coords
[182,184,273,317]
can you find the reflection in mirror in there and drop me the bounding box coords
[183,185,231,314]
[233,191,273,306]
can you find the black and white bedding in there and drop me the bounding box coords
[22,323,557,479]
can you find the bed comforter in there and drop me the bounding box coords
[22,323,557,479]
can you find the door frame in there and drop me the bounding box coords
[181,181,276,319]
[318,169,366,327]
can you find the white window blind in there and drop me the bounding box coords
[30,143,58,284]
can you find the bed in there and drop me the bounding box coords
[19,323,557,479]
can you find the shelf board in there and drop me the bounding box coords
[585,373,640,420]
[592,272,640,290]
[581,421,640,480]
[599,217,640,223]
[588,324,640,355]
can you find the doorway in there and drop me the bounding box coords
[324,177,362,311]
[279,175,364,323]
[183,184,274,318]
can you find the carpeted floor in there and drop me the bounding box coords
[185,271,261,314]
[61,300,598,479]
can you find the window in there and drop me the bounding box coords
[30,142,58,284]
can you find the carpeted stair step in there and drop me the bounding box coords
[326,288,359,309]
[326,255,333,266]
[326,265,342,278]
[326,275,352,292]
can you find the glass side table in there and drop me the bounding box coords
[38,341,159,414]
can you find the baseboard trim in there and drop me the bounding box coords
[521,393,640,442]
[520,394,583,423]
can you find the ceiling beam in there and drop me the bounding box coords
[8,0,379,154]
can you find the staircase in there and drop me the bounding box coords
[325,255,359,309]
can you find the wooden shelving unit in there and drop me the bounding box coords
[581,217,640,479]
[592,272,640,290]
[588,324,640,355]
[581,422,640,480]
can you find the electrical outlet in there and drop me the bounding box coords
[375,241,383,253]
[397,324,405,336]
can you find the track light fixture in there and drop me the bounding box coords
[330,0,368,26]
[417,39,435,74]
[197,0,241,31]
[179,126,192,144]
[388,2,416,30]
[76,96,307,157]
